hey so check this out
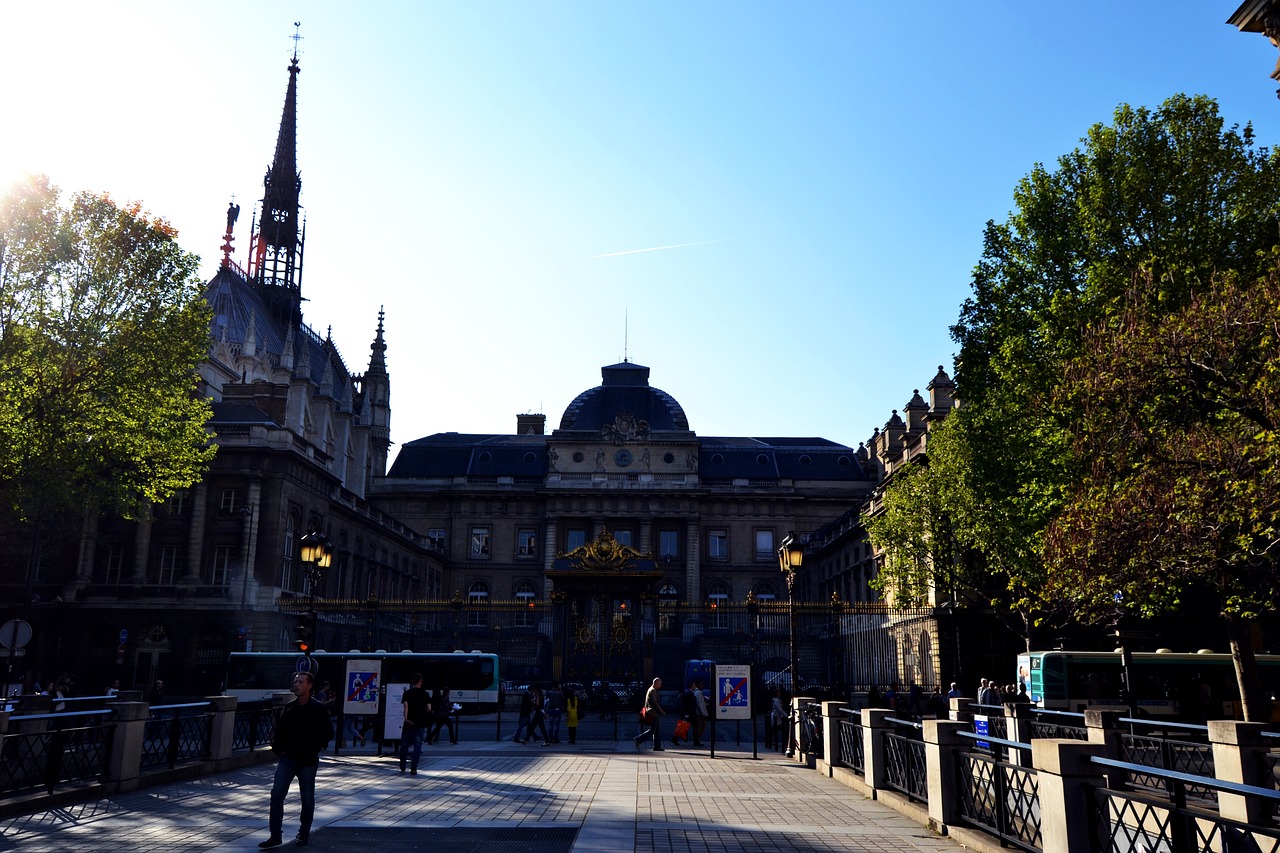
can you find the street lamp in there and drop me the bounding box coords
[778,531,805,757]
[298,530,333,655]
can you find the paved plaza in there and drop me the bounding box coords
[0,738,964,853]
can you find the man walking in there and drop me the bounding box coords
[399,673,430,775]
[260,671,333,849]
[633,677,665,751]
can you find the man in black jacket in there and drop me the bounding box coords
[260,671,334,849]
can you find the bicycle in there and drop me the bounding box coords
[798,702,823,755]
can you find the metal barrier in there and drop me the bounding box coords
[956,730,1041,851]
[1087,755,1280,853]
[140,703,214,770]
[1027,708,1088,740]
[0,710,116,796]
[231,700,280,752]
[837,710,863,774]
[882,716,927,802]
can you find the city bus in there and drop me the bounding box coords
[1016,649,1280,721]
[224,650,501,714]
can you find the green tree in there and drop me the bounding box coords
[1044,267,1280,720]
[882,94,1280,688]
[0,176,215,574]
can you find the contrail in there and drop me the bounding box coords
[592,239,725,258]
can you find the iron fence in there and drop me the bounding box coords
[1027,708,1087,740]
[0,711,115,796]
[956,731,1041,851]
[141,703,213,770]
[1088,755,1280,853]
[231,700,280,752]
[883,717,927,802]
[837,712,863,774]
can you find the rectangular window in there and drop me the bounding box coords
[754,529,775,562]
[104,545,126,584]
[470,526,491,559]
[613,529,633,547]
[659,530,679,561]
[565,528,587,552]
[211,546,233,586]
[159,546,181,584]
[219,488,243,514]
[165,490,189,515]
[427,528,446,551]
[517,528,538,558]
[708,530,728,560]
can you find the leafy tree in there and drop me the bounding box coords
[876,95,1280,701]
[1044,267,1280,719]
[0,176,215,574]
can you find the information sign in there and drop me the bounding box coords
[716,664,751,721]
[343,659,381,718]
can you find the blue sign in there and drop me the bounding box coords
[296,656,317,674]
[347,671,379,703]
[118,629,128,644]
[974,715,990,750]
[715,664,751,720]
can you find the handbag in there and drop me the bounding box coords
[639,708,652,724]
[673,719,691,739]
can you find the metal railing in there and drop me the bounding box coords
[0,710,116,796]
[883,717,928,802]
[231,700,280,752]
[837,710,864,774]
[956,730,1041,851]
[1027,708,1088,740]
[140,703,213,770]
[1117,718,1216,807]
[1088,755,1280,853]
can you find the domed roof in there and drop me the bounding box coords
[558,362,690,432]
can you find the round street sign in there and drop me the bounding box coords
[119,629,128,644]
[0,620,32,650]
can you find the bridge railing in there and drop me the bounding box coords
[0,693,285,809]
[813,701,1279,853]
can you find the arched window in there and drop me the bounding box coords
[514,581,537,627]
[753,582,777,603]
[282,514,297,592]
[467,580,489,627]
[657,583,679,637]
[707,582,730,629]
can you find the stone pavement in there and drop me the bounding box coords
[0,738,966,853]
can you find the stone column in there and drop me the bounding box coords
[923,719,970,829]
[1004,702,1035,767]
[862,707,895,791]
[1084,709,1124,758]
[183,484,208,584]
[130,501,153,583]
[206,695,239,765]
[1033,739,1108,853]
[819,701,846,775]
[104,701,150,792]
[1208,720,1271,826]
[949,696,974,723]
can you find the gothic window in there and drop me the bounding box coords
[282,514,296,591]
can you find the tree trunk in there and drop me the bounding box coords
[1226,613,1268,722]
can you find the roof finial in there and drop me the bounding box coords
[291,21,303,63]
[624,307,629,363]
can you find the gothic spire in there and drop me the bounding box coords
[251,30,305,328]
[367,307,388,376]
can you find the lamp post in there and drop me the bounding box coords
[298,530,333,654]
[778,531,805,757]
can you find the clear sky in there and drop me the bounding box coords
[3,2,1278,458]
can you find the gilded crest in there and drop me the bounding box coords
[557,530,651,571]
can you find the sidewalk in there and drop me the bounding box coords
[0,737,965,852]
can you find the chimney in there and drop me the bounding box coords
[517,413,546,435]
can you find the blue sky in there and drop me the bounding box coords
[3,2,1278,456]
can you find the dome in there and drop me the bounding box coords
[558,362,690,432]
